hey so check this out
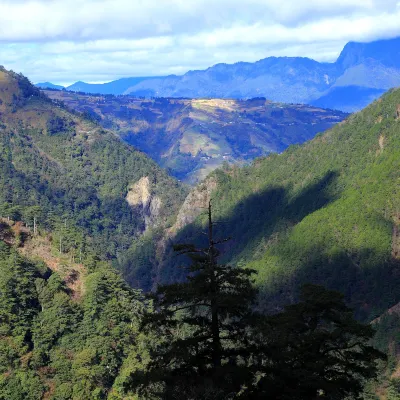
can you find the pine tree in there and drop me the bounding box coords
[131,200,257,399]
[246,284,385,400]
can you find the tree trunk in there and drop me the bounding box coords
[208,200,221,368]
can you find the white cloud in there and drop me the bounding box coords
[0,0,399,84]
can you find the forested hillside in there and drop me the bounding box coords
[135,88,400,324]
[0,66,187,399]
[0,220,150,399]
[0,66,186,266]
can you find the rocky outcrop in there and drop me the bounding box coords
[392,214,400,260]
[168,176,217,236]
[126,176,162,231]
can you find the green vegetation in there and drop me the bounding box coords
[133,203,258,398]
[0,66,398,398]
[0,211,382,399]
[0,225,149,400]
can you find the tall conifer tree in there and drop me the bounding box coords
[134,200,257,398]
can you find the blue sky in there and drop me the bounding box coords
[0,0,400,85]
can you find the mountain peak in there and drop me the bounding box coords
[35,81,64,90]
[336,36,400,69]
[0,68,43,111]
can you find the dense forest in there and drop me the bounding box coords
[0,209,386,399]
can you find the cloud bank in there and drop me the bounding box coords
[0,0,399,84]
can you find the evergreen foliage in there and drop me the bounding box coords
[0,235,149,400]
[131,201,257,398]
[248,284,384,399]
[0,66,393,399]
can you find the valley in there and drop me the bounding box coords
[42,89,347,183]
[4,1,400,397]
[117,87,400,330]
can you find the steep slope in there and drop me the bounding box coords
[42,90,347,183]
[336,37,400,70]
[0,218,149,399]
[135,88,400,322]
[0,66,186,267]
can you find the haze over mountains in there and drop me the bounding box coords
[43,89,347,183]
[37,37,400,112]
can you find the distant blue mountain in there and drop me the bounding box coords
[310,86,386,112]
[35,82,64,90]
[37,37,400,111]
[336,37,400,70]
[120,37,400,111]
[66,76,165,95]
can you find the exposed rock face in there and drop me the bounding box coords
[392,214,400,260]
[169,176,217,236]
[126,176,162,231]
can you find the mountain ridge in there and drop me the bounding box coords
[36,36,400,112]
[0,65,187,279]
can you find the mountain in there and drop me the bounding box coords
[0,66,186,278]
[42,90,347,183]
[128,87,400,323]
[35,81,64,90]
[36,37,400,111]
[1,68,400,398]
[65,76,165,95]
[310,85,386,112]
[336,37,400,70]
[118,37,400,111]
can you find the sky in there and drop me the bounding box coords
[0,0,400,85]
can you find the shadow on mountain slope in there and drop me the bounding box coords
[158,171,339,285]
[125,168,400,321]
[257,244,400,322]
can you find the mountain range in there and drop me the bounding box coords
[42,89,347,183]
[36,36,400,112]
[36,76,165,95]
